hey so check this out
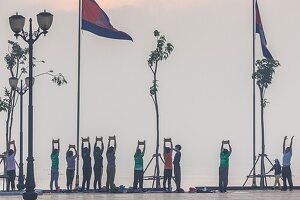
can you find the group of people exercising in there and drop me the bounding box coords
[3,135,294,193]
[48,136,182,192]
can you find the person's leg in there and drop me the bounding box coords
[167,170,172,190]
[224,168,228,192]
[94,167,98,190]
[219,167,223,192]
[50,169,54,191]
[70,170,75,190]
[282,167,287,190]
[138,170,144,189]
[106,167,110,191]
[163,169,167,189]
[54,169,59,191]
[82,169,86,190]
[86,170,91,190]
[110,167,116,190]
[66,169,70,190]
[11,170,16,190]
[133,170,138,189]
[99,167,103,189]
[6,170,11,191]
[287,167,293,191]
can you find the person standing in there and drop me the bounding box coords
[282,136,294,191]
[267,159,282,190]
[93,137,104,191]
[106,136,117,192]
[173,144,182,192]
[66,145,78,191]
[6,141,16,191]
[81,137,92,191]
[133,141,145,191]
[219,140,232,193]
[50,139,60,192]
[163,138,173,191]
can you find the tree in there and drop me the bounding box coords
[147,30,174,188]
[252,58,280,188]
[2,40,67,151]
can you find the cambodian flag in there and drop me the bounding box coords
[81,0,133,41]
[256,1,273,59]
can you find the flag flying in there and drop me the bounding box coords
[81,0,133,41]
[255,1,273,59]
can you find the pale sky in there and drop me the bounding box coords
[1,0,300,189]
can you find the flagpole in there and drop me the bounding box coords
[75,0,82,188]
[252,0,257,187]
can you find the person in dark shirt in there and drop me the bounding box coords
[173,144,182,192]
[81,138,92,191]
[93,137,104,191]
[267,158,282,190]
[106,136,117,192]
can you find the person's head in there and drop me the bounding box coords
[95,146,101,155]
[274,159,280,164]
[8,149,14,156]
[285,147,291,153]
[52,148,58,155]
[136,148,141,155]
[165,147,171,153]
[222,149,229,154]
[175,144,182,151]
[108,146,114,153]
[67,150,73,157]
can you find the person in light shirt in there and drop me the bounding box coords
[6,140,16,191]
[282,136,294,191]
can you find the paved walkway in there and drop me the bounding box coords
[0,191,298,200]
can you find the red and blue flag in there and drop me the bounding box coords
[256,1,273,59]
[81,0,133,41]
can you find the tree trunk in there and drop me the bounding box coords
[259,87,265,188]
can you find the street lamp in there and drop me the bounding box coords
[9,78,34,191]
[9,11,53,200]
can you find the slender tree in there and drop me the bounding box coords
[3,40,67,151]
[147,30,174,188]
[252,58,280,188]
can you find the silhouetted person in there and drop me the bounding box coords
[93,138,104,190]
[282,136,294,191]
[106,136,117,192]
[163,139,173,191]
[219,140,232,193]
[133,141,145,190]
[267,158,281,190]
[66,145,78,191]
[50,140,60,192]
[81,139,92,191]
[173,144,182,192]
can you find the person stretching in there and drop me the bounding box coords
[6,141,16,191]
[133,141,145,191]
[81,138,92,191]
[66,145,78,191]
[106,136,117,192]
[219,140,232,193]
[282,136,294,191]
[163,138,173,191]
[93,138,104,191]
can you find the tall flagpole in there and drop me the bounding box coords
[76,0,82,188]
[252,0,257,187]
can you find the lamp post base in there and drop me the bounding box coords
[23,191,38,200]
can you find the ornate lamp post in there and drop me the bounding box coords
[9,11,53,200]
[9,77,35,191]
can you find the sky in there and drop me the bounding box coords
[1,0,300,190]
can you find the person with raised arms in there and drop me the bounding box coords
[93,137,104,191]
[133,140,146,191]
[219,140,232,193]
[66,144,78,191]
[282,136,294,191]
[106,136,117,192]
